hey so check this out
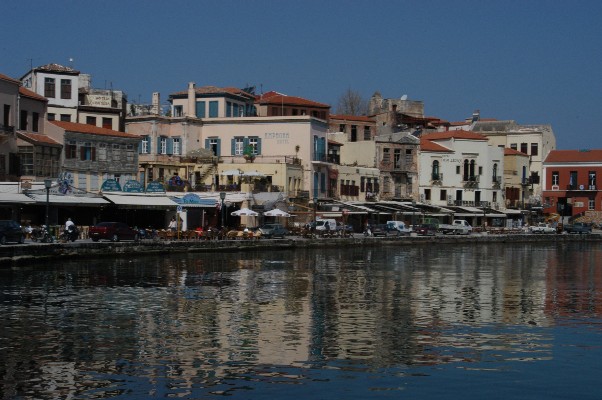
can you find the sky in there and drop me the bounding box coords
[2,0,601,150]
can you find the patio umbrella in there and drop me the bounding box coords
[263,208,291,217]
[231,207,259,216]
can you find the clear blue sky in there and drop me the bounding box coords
[3,0,601,150]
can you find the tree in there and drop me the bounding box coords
[336,88,368,116]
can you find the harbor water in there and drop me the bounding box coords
[1,242,601,399]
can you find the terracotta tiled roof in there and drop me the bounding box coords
[504,148,529,157]
[420,137,452,152]
[17,132,61,146]
[0,73,20,84]
[544,149,602,163]
[51,121,140,139]
[329,114,374,122]
[34,63,80,74]
[421,130,488,141]
[19,87,47,102]
[258,91,330,108]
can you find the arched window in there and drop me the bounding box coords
[470,160,476,180]
[493,163,498,181]
[432,160,440,180]
[463,159,469,181]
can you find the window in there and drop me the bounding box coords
[126,144,135,162]
[65,141,77,159]
[589,171,596,189]
[60,79,72,99]
[394,149,401,169]
[98,143,107,161]
[520,143,528,154]
[86,116,96,125]
[510,143,517,150]
[159,137,167,154]
[589,199,595,210]
[174,106,183,117]
[364,126,371,140]
[478,166,483,175]
[226,101,232,117]
[456,165,461,174]
[493,192,497,203]
[531,143,538,156]
[20,110,27,130]
[206,137,220,156]
[440,189,447,201]
[141,137,149,154]
[3,104,9,127]
[44,78,55,98]
[60,114,71,122]
[339,124,345,133]
[32,112,39,132]
[80,142,96,161]
[424,189,431,201]
[351,125,357,142]
[382,148,390,163]
[552,171,559,186]
[432,160,440,180]
[248,137,259,155]
[48,113,55,121]
[209,101,218,118]
[102,118,112,129]
[493,163,498,182]
[172,137,180,155]
[195,101,205,118]
[233,137,244,155]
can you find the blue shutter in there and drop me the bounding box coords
[166,138,174,155]
[320,172,326,192]
[209,101,218,117]
[313,172,319,199]
[205,138,210,151]
[233,103,239,117]
[256,138,262,155]
[137,139,142,153]
[320,137,326,161]
[231,138,235,155]
[157,137,162,153]
[196,101,205,118]
[147,136,152,154]
[216,139,221,156]
[243,137,249,148]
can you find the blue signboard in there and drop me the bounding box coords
[146,181,165,193]
[101,179,122,192]
[123,180,144,193]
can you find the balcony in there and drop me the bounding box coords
[463,175,479,188]
[431,173,443,185]
[492,176,502,188]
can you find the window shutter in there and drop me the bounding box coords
[205,138,210,150]
[157,137,162,153]
[256,138,262,154]
[147,136,151,154]
[231,138,235,155]
[216,139,221,156]
[137,140,142,153]
[243,137,249,147]
[320,172,326,192]
[167,138,174,155]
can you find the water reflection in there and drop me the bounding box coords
[1,243,601,399]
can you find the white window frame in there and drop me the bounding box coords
[141,137,149,154]
[173,138,180,155]
[234,137,244,155]
[160,137,167,154]
[249,137,258,155]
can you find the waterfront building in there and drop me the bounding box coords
[20,63,127,131]
[418,130,504,210]
[503,147,531,209]
[542,149,602,224]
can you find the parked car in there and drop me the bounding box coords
[563,222,592,234]
[529,223,556,234]
[89,222,140,242]
[415,223,438,236]
[0,220,25,245]
[385,221,412,236]
[258,223,289,238]
[367,224,389,237]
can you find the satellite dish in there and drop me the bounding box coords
[400,94,408,100]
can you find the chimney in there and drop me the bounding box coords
[151,92,160,115]
[472,109,480,122]
[187,82,196,117]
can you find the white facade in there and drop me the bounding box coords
[419,132,504,208]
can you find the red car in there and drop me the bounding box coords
[415,223,438,236]
[89,222,140,242]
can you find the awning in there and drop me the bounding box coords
[103,194,179,209]
[0,193,36,203]
[26,193,109,206]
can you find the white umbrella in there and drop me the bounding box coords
[231,207,258,216]
[221,169,242,176]
[264,208,291,217]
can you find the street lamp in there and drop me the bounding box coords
[44,179,52,228]
[220,192,226,228]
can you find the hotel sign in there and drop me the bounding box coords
[86,94,112,107]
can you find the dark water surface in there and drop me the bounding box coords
[1,242,601,399]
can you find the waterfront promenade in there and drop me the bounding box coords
[1,232,601,266]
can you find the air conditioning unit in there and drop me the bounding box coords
[552,185,559,190]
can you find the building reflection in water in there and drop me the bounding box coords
[1,242,601,398]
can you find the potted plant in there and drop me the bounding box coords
[243,145,255,162]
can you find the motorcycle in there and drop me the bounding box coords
[60,225,79,242]
[31,225,53,243]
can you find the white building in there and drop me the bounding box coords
[419,130,504,209]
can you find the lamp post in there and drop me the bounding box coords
[220,192,226,228]
[411,200,416,229]
[44,179,52,228]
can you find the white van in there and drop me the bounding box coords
[386,221,412,236]
[314,219,337,231]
